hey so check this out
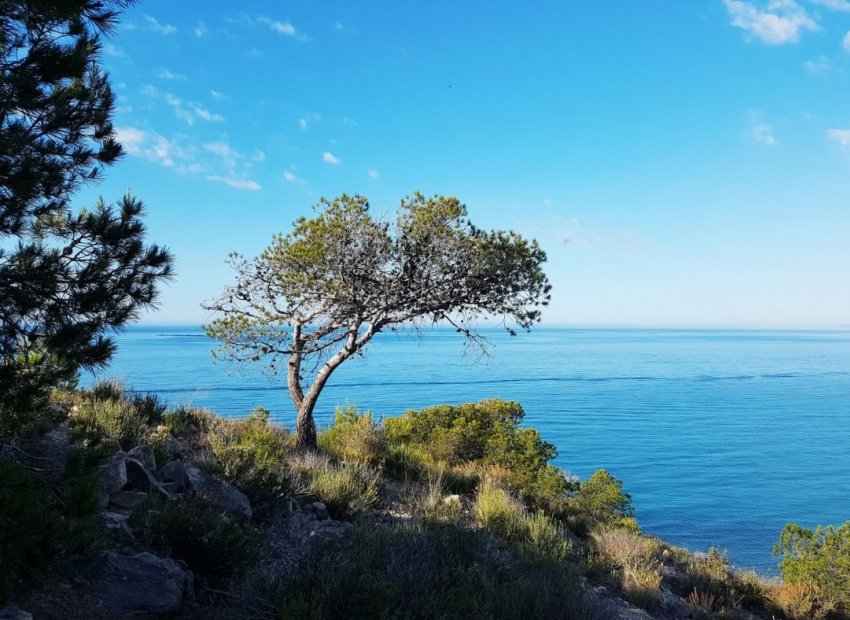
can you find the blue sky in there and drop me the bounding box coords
[81,0,850,329]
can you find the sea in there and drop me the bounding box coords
[82,326,850,575]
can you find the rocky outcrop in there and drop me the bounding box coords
[82,552,191,617]
[0,606,32,620]
[97,451,127,494]
[184,464,252,519]
[128,444,156,471]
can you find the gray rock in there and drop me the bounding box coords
[160,481,183,494]
[184,465,252,519]
[126,458,171,498]
[0,606,32,620]
[83,552,189,616]
[442,494,464,511]
[128,444,156,471]
[310,501,330,520]
[110,490,148,509]
[158,435,192,461]
[97,451,127,494]
[158,460,189,487]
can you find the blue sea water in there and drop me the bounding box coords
[83,326,850,574]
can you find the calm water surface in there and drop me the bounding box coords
[84,327,850,574]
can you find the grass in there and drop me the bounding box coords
[256,520,598,620]
[290,452,380,519]
[590,527,663,610]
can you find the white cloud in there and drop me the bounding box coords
[140,84,159,98]
[811,0,850,11]
[264,19,296,36]
[210,89,227,101]
[252,149,266,162]
[751,123,778,145]
[723,0,817,44]
[843,30,850,51]
[299,118,308,129]
[803,55,831,74]
[827,128,850,147]
[158,69,187,81]
[205,141,236,158]
[207,176,261,191]
[103,43,125,58]
[144,14,177,35]
[283,171,298,182]
[194,22,208,37]
[165,93,224,125]
[368,169,380,179]
[115,127,190,168]
[322,151,341,165]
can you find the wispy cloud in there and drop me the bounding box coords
[803,55,831,74]
[723,0,817,44]
[368,169,380,179]
[750,123,778,145]
[259,17,297,37]
[116,127,192,169]
[144,14,177,35]
[210,89,227,101]
[323,151,341,165]
[194,22,208,37]
[252,149,266,162]
[165,93,224,125]
[103,43,125,58]
[843,30,850,51]
[811,0,850,11]
[207,175,261,191]
[827,128,850,147]
[158,69,187,81]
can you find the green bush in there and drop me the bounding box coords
[318,405,387,466]
[204,407,291,502]
[568,469,633,529]
[292,453,380,519]
[0,453,103,603]
[162,405,214,435]
[68,383,167,448]
[475,480,571,562]
[591,527,663,610]
[131,496,261,577]
[385,399,572,506]
[775,521,850,612]
[262,520,593,620]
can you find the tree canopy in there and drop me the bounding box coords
[204,193,551,448]
[0,0,173,428]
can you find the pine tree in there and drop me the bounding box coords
[0,0,173,429]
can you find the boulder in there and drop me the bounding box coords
[442,494,465,511]
[184,465,252,520]
[97,451,127,494]
[0,606,32,620]
[125,458,171,498]
[310,501,330,520]
[83,552,189,617]
[110,490,148,509]
[158,460,189,488]
[158,435,192,461]
[128,444,156,471]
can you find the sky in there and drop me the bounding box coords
[79,0,850,329]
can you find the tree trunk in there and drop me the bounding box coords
[295,399,318,451]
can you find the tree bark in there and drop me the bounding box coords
[295,399,318,450]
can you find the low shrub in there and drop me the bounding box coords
[261,520,594,620]
[591,527,663,610]
[203,407,291,502]
[774,521,850,612]
[385,399,572,507]
[130,496,261,577]
[68,383,167,448]
[768,582,838,620]
[318,405,386,466]
[568,469,633,527]
[475,480,571,562]
[291,453,380,519]
[162,405,215,435]
[0,453,103,603]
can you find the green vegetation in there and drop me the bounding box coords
[385,398,572,507]
[261,521,592,620]
[204,193,551,449]
[318,405,387,466]
[130,496,261,578]
[773,521,850,618]
[0,0,173,429]
[203,407,292,502]
[290,452,381,518]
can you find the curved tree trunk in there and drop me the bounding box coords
[295,399,318,450]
